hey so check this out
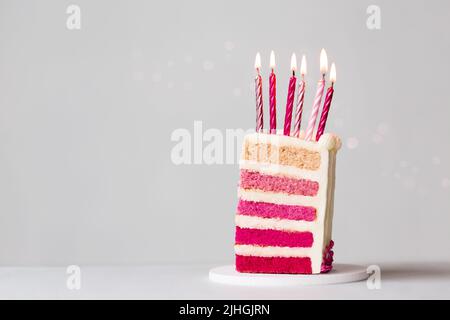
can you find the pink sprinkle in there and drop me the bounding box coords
[321,240,334,273]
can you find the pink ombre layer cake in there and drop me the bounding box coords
[234,132,341,274]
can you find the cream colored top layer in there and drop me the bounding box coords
[244,132,342,153]
[242,132,341,171]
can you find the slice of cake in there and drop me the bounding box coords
[234,132,341,274]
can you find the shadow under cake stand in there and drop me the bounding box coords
[209,264,369,286]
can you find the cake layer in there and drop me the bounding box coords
[235,226,313,248]
[235,244,311,257]
[235,214,315,233]
[240,169,319,196]
[244,132,342,152]
[237,199,316,221]
[236,255,312,274]
[244,141,321,171]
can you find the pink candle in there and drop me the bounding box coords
[293,55,307,137]
[254,53,264,132]
[283,53,297,136]
[269,51,277,134]
[316,63,336,141]
[305,49,328,141]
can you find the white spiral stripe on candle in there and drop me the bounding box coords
[255,77,258,129]
[256,77,263,132]
[293,82,305,137]
[305,79,325,141]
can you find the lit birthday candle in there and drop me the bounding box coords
[269,50,277,134]
[283,53,297,136]
[293,55,307,137]
[316,63,336,141]
[305,48,328,141]
[254,53,264,132]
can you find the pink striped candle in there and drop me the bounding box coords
[305,49,328,141]
[293,55,307,137]
[283,53,297,136]
[316,63,336,141]
[254,53,264,132]
[269,50,277,134]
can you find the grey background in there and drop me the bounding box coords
[0,0,449,266]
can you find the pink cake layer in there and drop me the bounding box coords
[235,227,313,247]
[237,199,316,221]
[236,255,312,274]
[240,169,319,196]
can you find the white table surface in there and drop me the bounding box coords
[1,261,449,299]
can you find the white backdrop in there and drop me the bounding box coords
[0,0,449,265]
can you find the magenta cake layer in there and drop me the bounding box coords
[235,227,313,247]
[240,169,319,196]
[235,255,312,274]
[237,199,316,221]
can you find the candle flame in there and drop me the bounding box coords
[254,52,261,70]
[270,50,276,70]
[330,63,336,83]
[320,48,328,75]
[290,53,297,72]
[300,55,307,76]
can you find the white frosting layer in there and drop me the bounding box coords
[239,159,322,181]
[235,215,318,233]
[238,188,320,207]
[235,245,311,258]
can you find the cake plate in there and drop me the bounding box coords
[209,264,369,286]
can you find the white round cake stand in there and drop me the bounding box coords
[209,264,369,286]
